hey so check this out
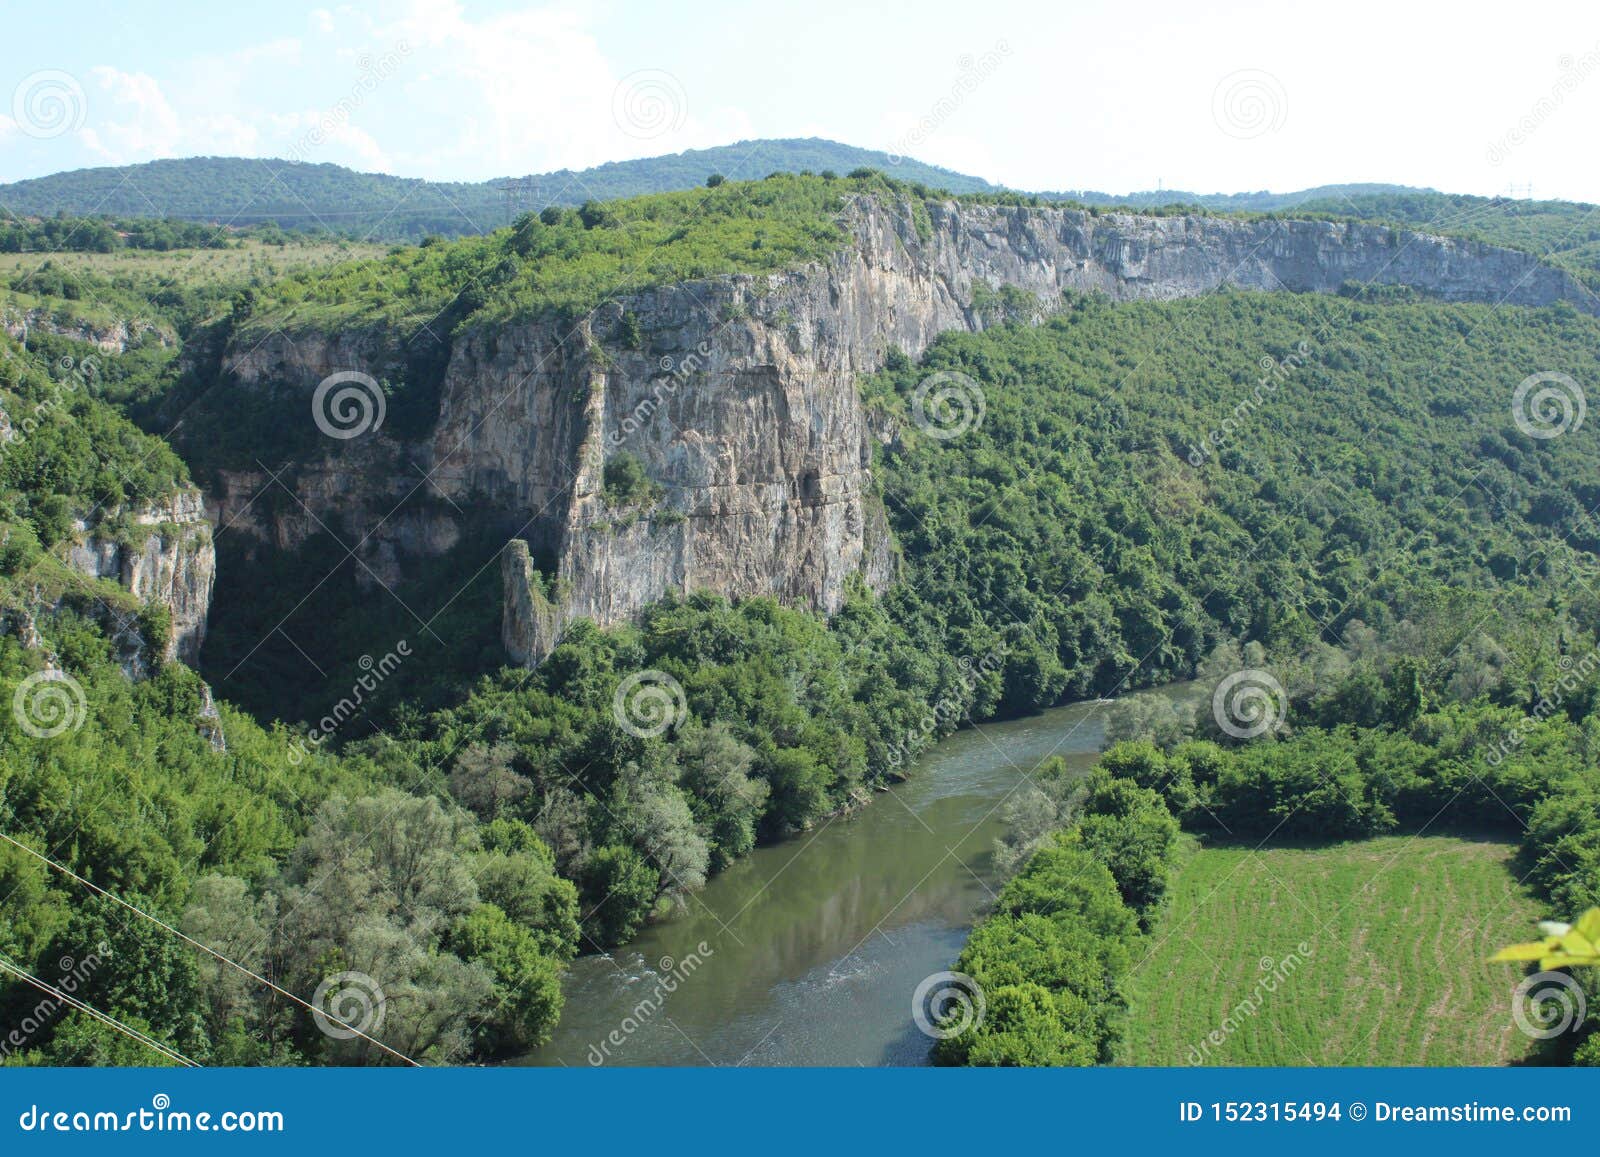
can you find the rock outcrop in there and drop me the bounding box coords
[2,305,173,354]
[206,196,1600,665]
[64,490,216,665]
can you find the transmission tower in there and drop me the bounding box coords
[496,177,541,225]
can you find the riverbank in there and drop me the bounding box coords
[522,686,1196,1066]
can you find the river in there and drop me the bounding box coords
[523,685,1192,1067]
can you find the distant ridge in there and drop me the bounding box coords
[1052,182,1425,211]
[2,140,1596,285]
[0,138,997,239]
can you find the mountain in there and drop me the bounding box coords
[166,172,1594,704]
[0,139,998,239]
[0,151,1415,237]
[8,165,1600,1069]
[7,141,1597,288]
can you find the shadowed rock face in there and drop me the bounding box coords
[203,195,1599,666]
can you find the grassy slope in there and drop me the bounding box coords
[0,237,391,344]
[1120,835,1539,1066]
[0,237,389,285]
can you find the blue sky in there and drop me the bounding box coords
[2,0,1598,200]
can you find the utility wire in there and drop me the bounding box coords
[0,829,421,1067]
[0,954,200,1067]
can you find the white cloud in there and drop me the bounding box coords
[381,0,625,174]
[186,113,261,157]
[356,0,749,178]
[278,110,391,170]
[1,2,769,183]
[80,68,182,162]
[908,133,1003,185]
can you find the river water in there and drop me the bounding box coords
[524,687,1191,1067]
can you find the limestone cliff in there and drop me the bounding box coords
[64,490,216,666]
[2,303,174,353]
[204,195,1599,665]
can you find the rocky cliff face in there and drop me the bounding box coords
[208,196,1599,665]
[2,304,173,354]
[65,490,216,666]
[915,200,1591,309]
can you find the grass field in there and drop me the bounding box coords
[1119,835,1541,1066]
[0,237,389,285]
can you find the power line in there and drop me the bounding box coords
[0,829,421,1067]
[0,954,199,1067]
[495,177,541,225]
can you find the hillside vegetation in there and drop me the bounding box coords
[7,144,1596,287]
[0,140,994,240]
[237,171,862,333]
[866,291,1600,711]
[5,174,1600,1066]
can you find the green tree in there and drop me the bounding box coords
[451,904,565,1056]
[578,845,659,948]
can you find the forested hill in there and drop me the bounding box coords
[0,139,997,239]
[8,232,1600,1062]
[7,144,1597,288]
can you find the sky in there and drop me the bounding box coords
[1,0,1598,201]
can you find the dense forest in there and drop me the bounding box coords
[3,173,1599,1066]
[864,292,1600,710]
